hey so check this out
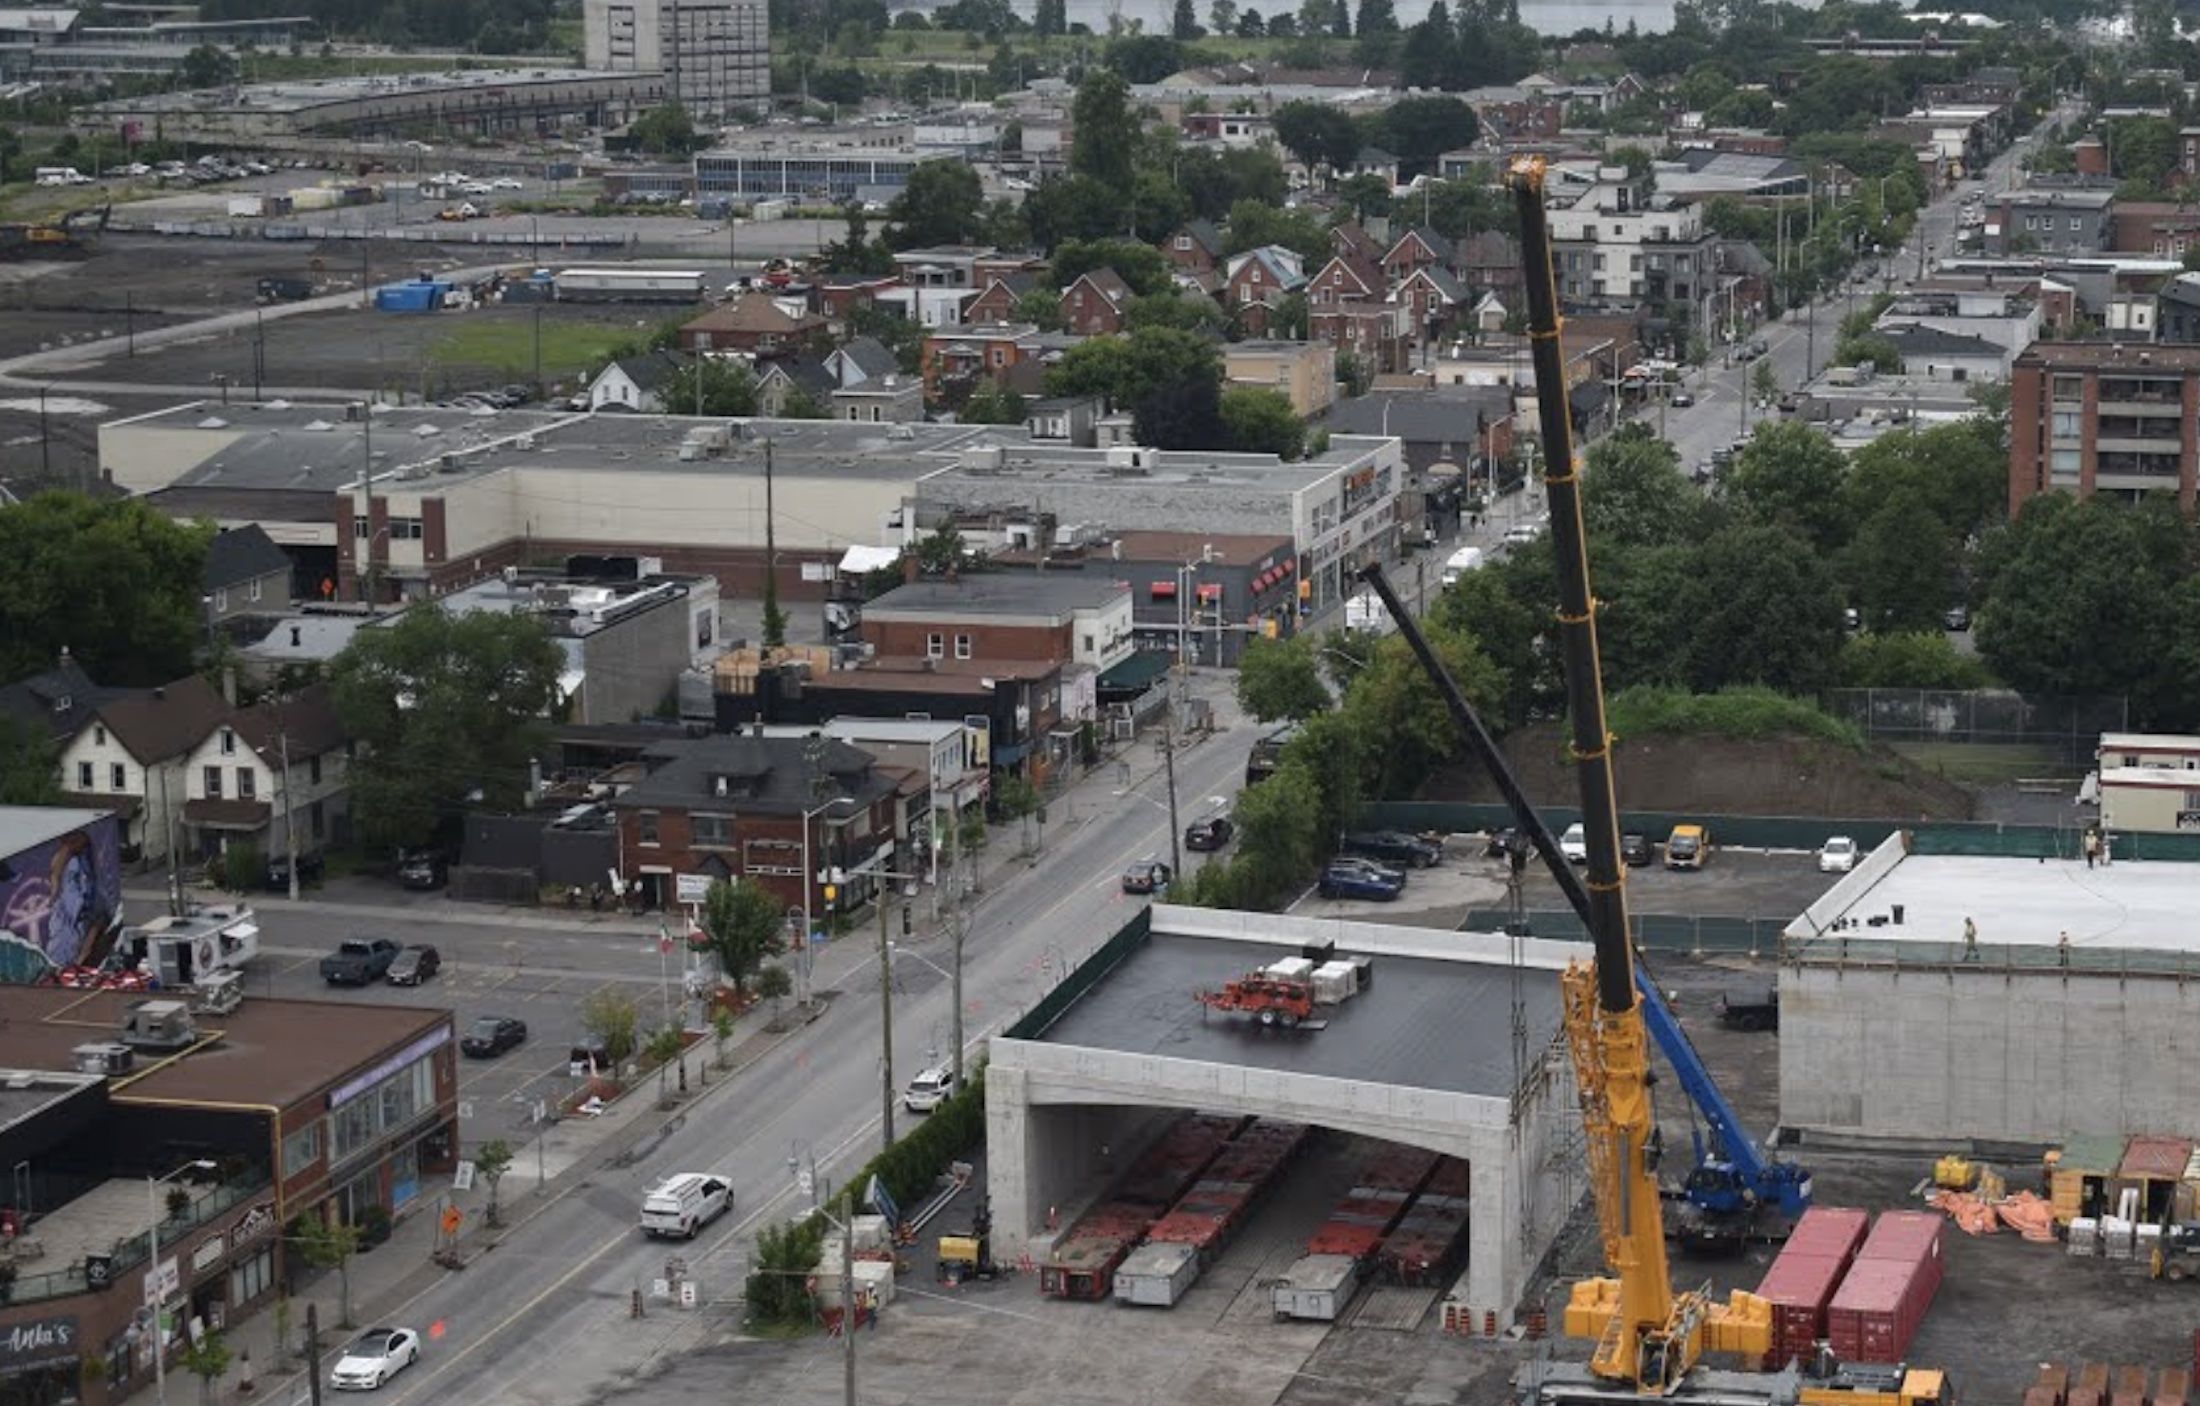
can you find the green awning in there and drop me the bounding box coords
[1099,651,1172,691]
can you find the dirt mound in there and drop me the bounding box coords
[1428,723,1976,820]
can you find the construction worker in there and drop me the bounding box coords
[1962,916,1978,960]
[2084,828,2101,869]
[2059,930,2072,968]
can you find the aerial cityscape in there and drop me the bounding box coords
[0,0,2190,1404]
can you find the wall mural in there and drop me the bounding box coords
[0,816,122,983]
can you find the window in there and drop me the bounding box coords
[954,633,972,660]
[1175,235,1191,250]
[308,755,322,786]
[94,725,105,746]
[237,769,255,801]
[331,1054,433,1163]
[638,810,660,846]
[2052,448,2082,473]
[214,588,228,612]
[692,814,735,847]
[249,579,262,603]
[230,1246,273,1306]
[2052,411,2082,438]
[76,761,92,790]
[111,763,125,791]
[926,633,944,659]
[220,729,236,756]
[389,517,424,541]
[283,1120,322,1176]
[203,767,223,799]
[354,518,372,539]
[2071,217,2082,231]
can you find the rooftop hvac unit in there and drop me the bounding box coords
[72,1042,134,1076]
[118,999,198,1051]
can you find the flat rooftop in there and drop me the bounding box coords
[93,66,644,115]
[863,575,1126,618]
[0,987,449,1110]
[1806,853,2200,954]
[1034,931,1561,1097]
[0,1069,101,1135]
[0,807,112,856]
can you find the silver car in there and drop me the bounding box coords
[330,1328,420,1390]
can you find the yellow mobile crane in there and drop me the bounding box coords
[1354,154,1952,1406]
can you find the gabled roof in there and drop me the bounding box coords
[830,336,901,383]
[1227,246,1307,291]
[758,357,836,396]
[1177,219,1223,256]
[971,271,1039,301]
[220,682,347,760]
[1881,324,2006,356]
[204,524,291,593]
[1311,253,1382,298]
[1066,267,1135,310]
[0,657,117,742]
[1387,225,1457,264]
[682,291,826,336]
[597,348,690,395]
[1331,220,1384,263]
[1456,230,1520,267]
[615,732,893,815]
[1400,265,1468,303]
[90,674,228,764]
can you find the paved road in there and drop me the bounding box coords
[318,691,1259,1406]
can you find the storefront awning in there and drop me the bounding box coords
[1098,650,1172,693]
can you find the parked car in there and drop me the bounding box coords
[265,850,325,890]
[396,849,447,890]
[386,944,440,985]
[330,1328,420,1390]
[1818,836,1859,873]
[461,1015,528,1057]
[1669,390,1695,407]
[1341,830,1443,868]
[1502,523,1541,548]
[1317,858,1405,902]
[1184,815,1235,852]
[904,1064,957,1113]
[1120,858,1174,894]
[1944,604,1970,631]
[1664,824,1711,871]
[320,937,400,986]
[1620,832,1654,867]
[1559,822,1588,864]
[1716,986,1779,1032]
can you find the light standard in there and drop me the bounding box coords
[797,794,854,1011]
[790,1161,857,1406]
[253,696,298,901]
[147,1159,218,1406]
[887,939,962,1094]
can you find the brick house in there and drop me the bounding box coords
[1224,246,1307,336]
[612,731,911,919]
[962,272,1039,324]
[919,323,1044,401]
[1395,265,1469,344]
[1163,220,1223,279]
[1310,301,1409,375]
[1059,268,1134,335]
[1382,226,1456,284]
[857,575,1134,677]
[679,291,828,357]
[1308,251,1385,310]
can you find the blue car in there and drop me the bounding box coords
[1317,858,1405,901]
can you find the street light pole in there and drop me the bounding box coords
[278,715,298,902]
[877,879,895,1149]
[147,1160,215,1406]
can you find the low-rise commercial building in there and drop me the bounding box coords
[1223,340,1337,417]
[856,575,1133,678]
[80,68,668,141]
[694,140,942,202]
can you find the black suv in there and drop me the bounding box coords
[1342,830,1443,868]
[396,848,448,891]
[1184,816,1235,852]
[265,851,325,890]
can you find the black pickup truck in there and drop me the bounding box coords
[321,937,400,986]
[1715,986,1779,1033]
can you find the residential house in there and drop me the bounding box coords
[1181,111,1272,147]
[1987,187,2112,257]
[610,731,908,919]
[2158,273,2200,344]
[1059,268,1134,335]
[1350,147,1400,187]
[1547,172,1719,312]
[812,273,902,321]
[586,349,692,413]
[1382,227,1456,285]
[1025,394,1104,445]
[1310,301,1409,376]
[57,675,230,864]
[755,357,835,416]
[920,323,1046,401]
[891,245,996,290]
[1163,220,1224,282]
[1308,248,1386,310]
[1457,231,1523,297]
[678,291,828,357]
[1395,266,1470,345]
[821,336,922,422]
[1224,340,1337,416]
[2111,201,2200,258]
[1223,246,1307,335]
[1331,220,1386,270]
[178,684,350,864]
[0,653,117,748]
[962,272,1039,325]
[205,524,293,627]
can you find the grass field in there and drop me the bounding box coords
[1887,742,2070,786]
[429,313,649,378]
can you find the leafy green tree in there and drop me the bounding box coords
[959,382,1027,424]
[1339,625,1503,796]
[178,1329,232,1406]
[1175,146,1289,221]
[820,205,895,275]
[1219,387,1306,459]
[1049,239,1174,297]
[1272,101,1363,176]
[629,104,705,157]
[1104,34,1185,83]
[1720,420,1849,554]
[0,717,59,806]
[1842,490,1954,634]
[1842,421,2005,542]
[1751,358,1780,405]
[664,359,758,417]
[1336,171,1392,221]
[745,1218,826,1323]
[647,1025,686,1106]
[1429,560,1549,726]
[1364,96,1479,178]
[1226,760,1326,905]
[1021,173,1122,248]
[695,877,787,996]
[752,965,792,1024]
[292,1215,361,1327]
[1012,287,1065,330]
[781,387,830,419]
[474,1140,514,1228]
[885,161,985,249]
[1581,428,1701,548]
[1330,0,1351,37]
[1070,68,1139,188]
[1684,524,1846,694]
[580,988,640,1064]
[327,607,562,850]
[1594,544,1702,693]
[178,44,237,89]
[1046,326,1221,411]
[1835,632,1991,689]
[1236,635,1330,721]
[0,494,210,686]
[1127,291,1227,334]
[1133,375,1225,452]
[1173,0,1200,37]
[1222,199,1331,263]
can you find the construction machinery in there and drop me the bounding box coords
[1195,969,1317,1028]
[0,203,110,261]
[1353,153,1950,1406]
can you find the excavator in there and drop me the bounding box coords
[0,203,110,261]
[1354,154,1953,1406]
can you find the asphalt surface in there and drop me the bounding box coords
[312,690,1261,1406]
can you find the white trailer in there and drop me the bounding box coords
[1270,1253,1360,1321]
[553,268,707,303]
[107,903,260,987]
[1114,1243,1200,1307]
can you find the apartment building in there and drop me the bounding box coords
[1546,175,1718,311]
[583,0,767,117]
[2008,341,2200,513]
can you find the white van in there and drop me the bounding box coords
[640,1172,732,1238]
[34,167,89,187]
[1441,546,1485,587]
[1343,593,1388,633]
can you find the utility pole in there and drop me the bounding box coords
[877,881,895,1149]
[126,291,135,358]
[306,1302,323,1406]
[1162,712,1183,882]
[947,887,966,1092]
[158,766,181,915]
[279,712,298,901]
[532,302,543,402]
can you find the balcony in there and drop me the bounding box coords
[5,1168,273,1307]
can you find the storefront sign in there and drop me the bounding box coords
[675,874,713,904]
[0,1316,77,1370]
[231,1202,275,1252]
[191,1234,225,1274]
[328,1025,451,1109]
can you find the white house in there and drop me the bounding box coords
[57,676,229,864]
[176,686,352,863]
[586,350,692,413]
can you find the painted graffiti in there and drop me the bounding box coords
[0,817,122,983]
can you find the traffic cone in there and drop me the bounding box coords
[1484,1309,1497,1338]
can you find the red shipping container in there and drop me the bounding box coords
[2025,1389,2062,1406]
[1785,1207,1872,1265]
[1827,1257,1932,1363]
[1756,1252,1848,1364]
[2081,1367,2112,1396]
[2159,1367,2191,1406]
[1857,1210,1946,1268]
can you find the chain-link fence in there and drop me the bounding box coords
[1461,908,1791,955]
[1820,688,2127,767]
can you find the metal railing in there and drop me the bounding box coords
[6,1170,271,1307]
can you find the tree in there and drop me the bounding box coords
[745,1218,826,1324]
[475,1140,514,1228]
[1365,96,1478,178]
[1354,0,1396,29]
[1750,358,1780,405]
[1835,632,1991,689]
[1070,69,1139,189]
[753,964,792,1024]
[885,161,985,249]
[663,359,759,417]
[1105,35,1186,83]
[1127,291,1227,334]
[0,494,211,687]
[820,205,894,275]
[580,987,640,1065]
[1046,325,1222,411]
[1236,634,1331,721]
[1330,0,1351,36]
[1012,287,1065,330]
[327,607,562,851]
[1339,625,1503,796]
[1581,427,1701,549]
[1842,490,1954,635]
[292,1215,361,1328]
[629,104,705,157]
[178,43,238,89]
[0,717,58,806]
[1220,197,1330,262]
[1219,386,1307,459]
[695,878,786,997]
[1272,101,1362,176]
[178,1329,233,1406]
[1134,375,1225,451]
[647,1025,686,1107]
[1336,171,1392,221]
[1842,421,2004,542]
[1050,239,1174,298]
[1719,421,1850,555]
[1173,0,1200,37]
[1683,524,1846,695]
[781,387,830,419]
[1210,0,1238,31]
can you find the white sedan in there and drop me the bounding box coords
[1817,836,1859,874]
[330,1328,421,1390]
[1560,822,1588,864]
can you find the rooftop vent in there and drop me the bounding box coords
[72,1042,134,1076]
[117,999,197,1052]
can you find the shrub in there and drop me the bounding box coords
[1602,685,1865,750]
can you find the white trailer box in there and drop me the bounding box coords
[227,195,265,218]
[1114,1242,1200,1308]
[1271,1253,1359,1321]
[852,1258,895,1308]
[1311,960,1358,1004]
[850,1214,889,1252]
[1265,957,1314,983]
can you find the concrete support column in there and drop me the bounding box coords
[1466,1133,1522,1331]
[984,1063,1038,1262]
